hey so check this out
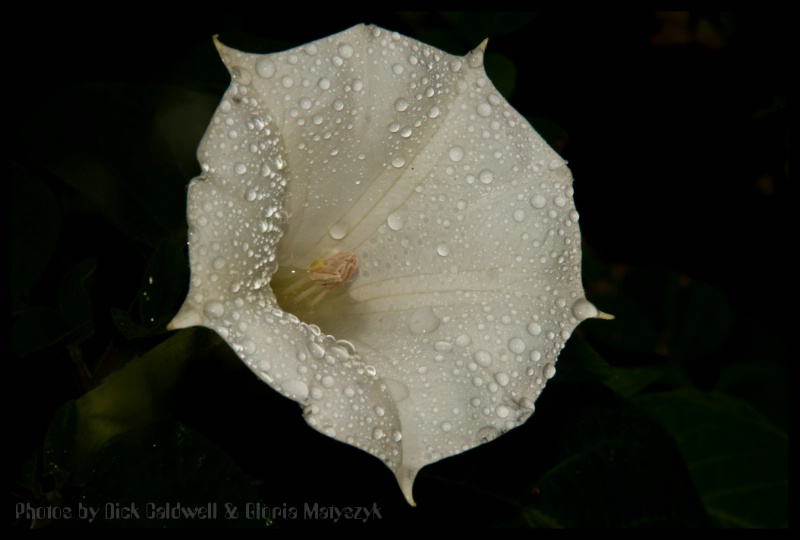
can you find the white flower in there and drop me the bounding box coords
[169,24,605,505]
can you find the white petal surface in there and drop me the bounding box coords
[170,24,598,505]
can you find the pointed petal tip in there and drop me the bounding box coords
[478,38,489,52]
[595,311,615,320]
[398,467,418,507]
[169,305,204,330]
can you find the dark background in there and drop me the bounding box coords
[13,12,788,528]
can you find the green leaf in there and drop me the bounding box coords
[80,422,271,528]
[138,242,188,329]
[58,257,96,331]
[12,162,60,308]
[12,307,72,357]
[74,328,215,480]
[635,389,788,527]
[518,386,708,527]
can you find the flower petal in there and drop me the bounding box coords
[171,24,599,505]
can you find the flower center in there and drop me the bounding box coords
[270,251,359,318]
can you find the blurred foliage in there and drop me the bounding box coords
[12,12,787,528]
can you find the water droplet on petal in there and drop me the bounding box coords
[527,322,542,336]
[543,363,557,379]
[495,372,510,386]
[508,337,526,354]
[387,210,406,231]
[437,243,450,257]
[477,426,500,443]
[204,301,224,319]
[449,146,465,162]
[474,350,493,367]
[391,156,406,168]
[282,379,309,400]
[408,306,440,334]
[255,58,276,78]
[477,102,492,117]
[338,43,354,58]
[329,222,348,239]
[308,342,325,359]
[530,194,547,209]
[434,341,453,352]
[571,298,598,321]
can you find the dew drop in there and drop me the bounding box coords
[455,334,472,347]
[512,209,526,222]
[204,301,224,319]
[338,43,354,58]
[427,106,440,118]
[391,156,406,168]
[571,298,598,321]
[308,342,325,359]
[508,337,526,354]
[441,421,453,432]
[434,341,453,353]
[479,169,494,184]
[436,243,450,257]
[255,58,276,78]
[282,379,309,400]
[530,194,547,209]
[449,146,465,162]
[477,426,500,443]
[387,210,406,231]
[477,102,492,117]
[408,306,440,334]
[329,222,348,239]
[543,363,556,379]
[372,427,385,440]
[527,322,542,336]
[394,98,409,112]
[495,405,510,418]
[242,340,256,355]
[474,350,493,367]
